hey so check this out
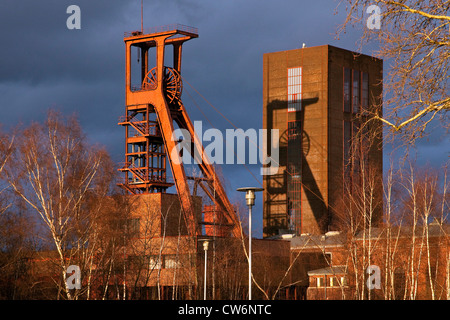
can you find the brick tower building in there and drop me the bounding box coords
[262,45,383,237]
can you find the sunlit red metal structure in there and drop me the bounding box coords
[118,24,241,238]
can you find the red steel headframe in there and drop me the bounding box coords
[119,25,242,238]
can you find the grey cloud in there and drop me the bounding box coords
[1,1,446,238]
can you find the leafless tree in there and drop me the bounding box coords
[88,193,130,300]
[4,111,116,300]
[0,132,14,215]
[397,162,449,299]
[337,0,450,145]
[381,162,404,300]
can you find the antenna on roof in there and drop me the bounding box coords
[141,0,144,33]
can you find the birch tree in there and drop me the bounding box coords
[5,111,116,300]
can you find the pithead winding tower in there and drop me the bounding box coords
[118,24,241,238]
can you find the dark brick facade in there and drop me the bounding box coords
[262,45,383,237]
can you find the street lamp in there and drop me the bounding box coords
[237,187,263,300]
[202,240,209,300]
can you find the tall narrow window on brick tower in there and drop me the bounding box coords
[343,67,351,113]
[287,67,302,112]
[352,69,360,114]
[362,72,369,110]
[343,120,352,185]
[287,120,302,235]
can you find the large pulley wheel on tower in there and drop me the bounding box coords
[163,67,182,103]
[142,67,157,90]
[141,66,182,103]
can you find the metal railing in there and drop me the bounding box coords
[124,24,198,37]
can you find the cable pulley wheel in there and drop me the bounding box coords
[141,66,182,103]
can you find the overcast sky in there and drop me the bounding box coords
[1,1,447,237]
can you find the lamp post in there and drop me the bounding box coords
[237,187,263,300]
[203,240,209,300]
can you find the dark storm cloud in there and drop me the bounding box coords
[176,0,361,127]
[2,1,446,237]
[0,0,363,205]
[0,1,131,83]
[0,1,136,156]
[0,0,355,129]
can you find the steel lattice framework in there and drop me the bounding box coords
[118,25,241,237]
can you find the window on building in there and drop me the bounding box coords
[329,276,336,287]
[287,120,302,234]
[343,120,352,184]
[362,72,369,110]
[345,68,368,114]
[352,69,360,113]
[352,122,361,172]
[343,67,351,113]
[287,120,302,139]
[149,256,162,269]
[317,277,324,288]
[288,67,302,112]
[325,252,332,264]
[341,276,347,287]
[361,124,370,173]
[164,255,180,269]
[344,69,371,196]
